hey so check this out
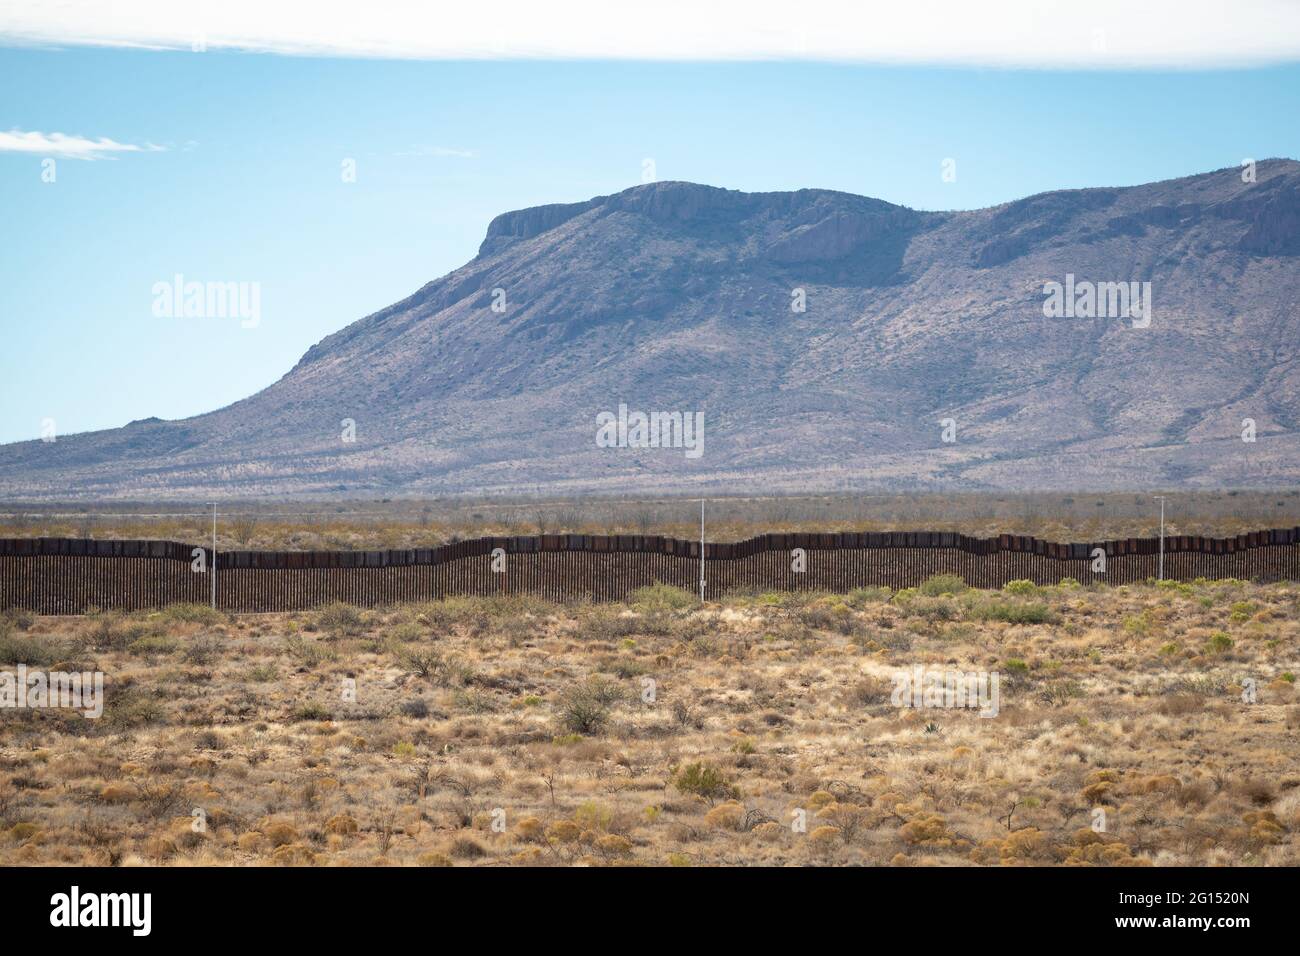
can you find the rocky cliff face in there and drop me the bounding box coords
[3,162,1299,500]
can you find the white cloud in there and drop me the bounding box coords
[0,129,165,160]
[2,0,1299,69]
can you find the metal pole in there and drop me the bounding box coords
[699,499,705,604]
[1154,496,1166,580]
[211,502,217,609]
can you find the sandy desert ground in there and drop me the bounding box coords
[1,576,1297,866]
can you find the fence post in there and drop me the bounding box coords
[699,499,706,604]
[210,502,217,609]
[1154,496,1166,580]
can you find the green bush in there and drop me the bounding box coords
[386,621,427,643]
[846,586,892,606]
[894,594,959,622]
[672,762,738,803]
[972,600,1056,624]
[917,574,967,597]
[127,635,180,657]
[158,603,226,626]
[0,631,58,666]
[313,602,365,637]
[556,682,614,735]
[1003,579,1038,595]
[291,702,333,722]
[1204,632,1234,654]
[629,582,696,611]
[1123,612,1153,637]
[85,612,154,651]
[393,644,444,679]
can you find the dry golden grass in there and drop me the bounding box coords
[1,576,1297,867]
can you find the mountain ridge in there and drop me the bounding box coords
[3,160,1300,500]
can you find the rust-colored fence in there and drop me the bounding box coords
[2,529,1298,614]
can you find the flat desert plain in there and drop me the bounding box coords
[1,577,1297,866]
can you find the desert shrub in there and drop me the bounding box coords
[1169,675,1227,696]
[400,698,430,718]
[393,644,444,679]
[1003,579,1038,595]
[285,635,337,667]
[1157,694,1204,716]
[1204,632,1234,655]
[556,681,615,735]
[596,654,650,679]
[574,801,614,832]
[899,812,950,845]
[183,636,222,666]
[386,621,427,644]
[595,834,633,857]
[895,594,959,622]
[580,608,645,641]
[1037,680,1084,706]
[0,631,58,666]
[673,763,738,804]
[1,608,35,630]
[158,603,226,626]
[972,599,1056,624]
[705,801,746,830]
[84,613,153,651]
[844,677,891,706]
[846,586,892,606]
[452,688,495,714]
[798,603,860,634]
[1229,602,1255,623]
[127,635,180,657]
[450,836,486,859]
[291,702,333,722]
[917,574,967,597]
[105,687,166,728]
[313,603,365,638]
[1123,612,1153,637]
[629,582,696,611]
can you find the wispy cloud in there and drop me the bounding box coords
[0,129,165,160]
[396,146,477,158]
[2,0,1299,69]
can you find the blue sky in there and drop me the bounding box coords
[2,46,1299,444]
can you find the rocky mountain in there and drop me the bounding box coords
[4,160,1300,500]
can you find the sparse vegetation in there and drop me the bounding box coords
[0,575,1296,867]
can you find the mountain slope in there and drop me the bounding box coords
[4,161,1300,499]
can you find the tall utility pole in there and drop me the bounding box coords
[699,499,706,603]
[210,502,217,609]
[1154,496,1167,580]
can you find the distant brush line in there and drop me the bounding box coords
[0,512,412,519]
